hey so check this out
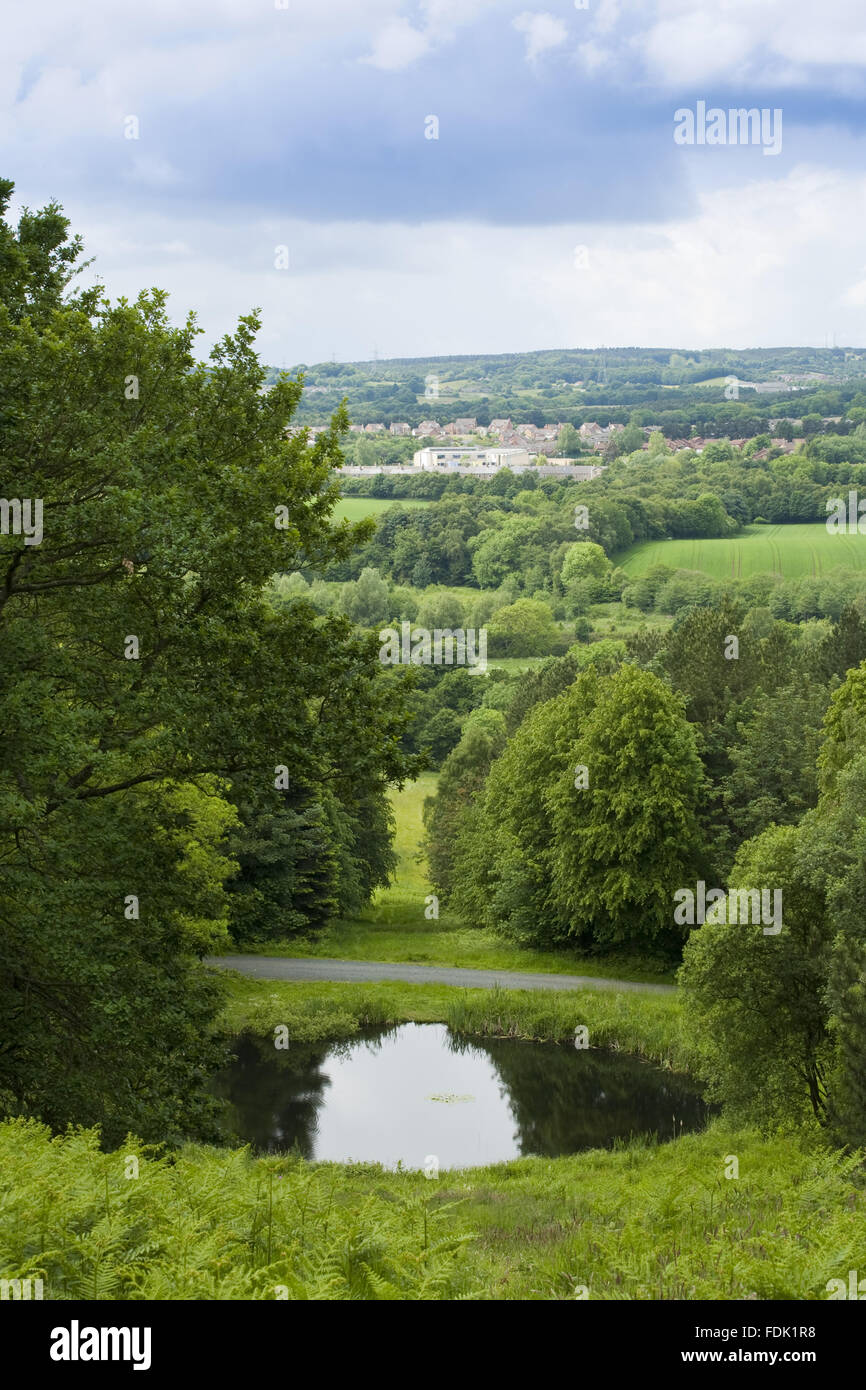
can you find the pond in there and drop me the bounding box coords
[213,1023,710,1169]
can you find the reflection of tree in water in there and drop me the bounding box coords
[213,1027,711,1161]
[211,1027,395,1156]
[447,1034,711,1157]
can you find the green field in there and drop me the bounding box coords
[333,496,432,522]
[618,523,866,580]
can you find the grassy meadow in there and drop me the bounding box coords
[332,496,432,522]
[617,522,866,580]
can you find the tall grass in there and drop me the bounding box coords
[218,976,688,1070]
[445,983,691,1070]
[3,1115,863,1300]
[218,976,427,1040]
[457,1125,866,1300]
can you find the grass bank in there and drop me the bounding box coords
[217,973,689,1070]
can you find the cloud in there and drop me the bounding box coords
[593,0,620,38]
[512,12,568,64]
[39,164,866,364]
[577,40,610,76]
[841,275,866,309]
[120,155,183,190]
[360,0,500,71]
[361,19,430,71]
[5,0,866,365]
[4,0,866,231]
[640,0,866,88]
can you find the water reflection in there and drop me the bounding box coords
[212,1023,710,1169]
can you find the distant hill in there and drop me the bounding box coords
[268,345,866,437]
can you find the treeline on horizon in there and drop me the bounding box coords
[275,344,866,434]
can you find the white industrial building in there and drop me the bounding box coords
[413,446,531,470]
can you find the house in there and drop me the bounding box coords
[578,421,626,451]
[364,423,385,433]
[389,422,411,435]
[579,422,606,443]
[414,420,441,437]
[454,417,477,433]
[489,418,512,435]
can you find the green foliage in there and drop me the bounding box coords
[560,540,611,587]
[444,666,703,956]
[0,186,417,1140]
[423,708,507,901]
[721,682,829,841]
[569,637,627,674]
[487,597,563,657]
[337,566,391,626]
[225,783,338,943]
[414,592,465,630]
[679,823,835,1130]
[502,653,580,734]
[444,983,687,1066]
[546,666,705,952]
[681,683,866,1143]
[0,1119,478,1300]
[470,515,547,589]
[556,423,583,455]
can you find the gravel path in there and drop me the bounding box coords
[209,954,675,995]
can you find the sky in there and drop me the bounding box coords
[3,0,866,363]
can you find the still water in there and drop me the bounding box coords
[213,1023,710,1169]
